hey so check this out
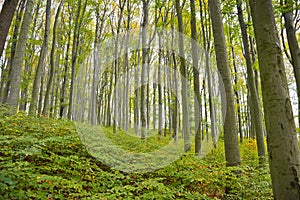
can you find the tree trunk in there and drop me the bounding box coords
[59,26,71,118]
[229,32,243,144]
[158,32,163,137]
[236,0,266,164]
[134,34,141,134]
[141,0,149,139]
[43,0,64,116]
[1,1,25,104]
[175,0,190,152]
[250,0,300,198]
[208,0,241,166]
[206,51,217,147]
[282,0,300,128]
[172,46,178,141]
[6,0,34,110]
[0,0,19,58]
[29,0,52,115]
[190,0,202,156]
[68,0,84,119]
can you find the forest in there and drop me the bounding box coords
[0,0,300,199]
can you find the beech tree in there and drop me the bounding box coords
[29,0,52,115]
[190,0,202,156]
[0,0,19,58]
[236,0,266,164]
[250,0,300,198]
[282,0,300,127]
[208,0,241,166]
[6,0,34,109]
[175,0,191,152]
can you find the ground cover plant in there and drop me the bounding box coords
[0,107,275,199]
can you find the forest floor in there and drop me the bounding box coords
[0,106,277,199]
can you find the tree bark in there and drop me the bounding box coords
[175,0,190,152]
[208,0,241,166]
[29,0,53,115]
[249,0,300,198]
[43,0,64,116]
[190,0,202,156]
[236,0,266,164]
[141,0,149,139]
[68,0,85,119]
[158,32,163,137]
[1,1,25,104]
[0,0,19,58]
[7,0,34,110]
[282,0,300,128]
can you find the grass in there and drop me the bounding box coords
[0,106,274,199]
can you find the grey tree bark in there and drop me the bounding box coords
[68,0,87,119]
[6,0,34,110]
[282,0,300,128]
[250,0,300,198]
[190,0,202,156]
[208,0,241,166]
[141,0,149,139]
[175,0,190,152]
[236,0,266,164]
[1,1,25,104]
[0,0,19,58]
[43,0,65,116]
[29,0,53,115]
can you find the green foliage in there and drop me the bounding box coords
[103,127,171,153]
[0,109,272,199]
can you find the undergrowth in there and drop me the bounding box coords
[0,106,273,199]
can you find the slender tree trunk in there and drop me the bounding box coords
[208,0,241,166]
[29,0,53,115]
[124,3,131,130]
[68,0,84,119]
[282,0,300,128]
[206,51,217,147]
[236,0,266,164]
[134,34,141,133]
[175,0,190,152]
[190,0,202,156]
[38,73,44,114]
[158,32,163,137]
[59,26,71,118]
[229,33,243,143]
[43,0,64,116]
[172,47,178,141]
[250,0,300,198]
[141,0,149,139]
[112,0,126,132]
[7,0,34,110]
